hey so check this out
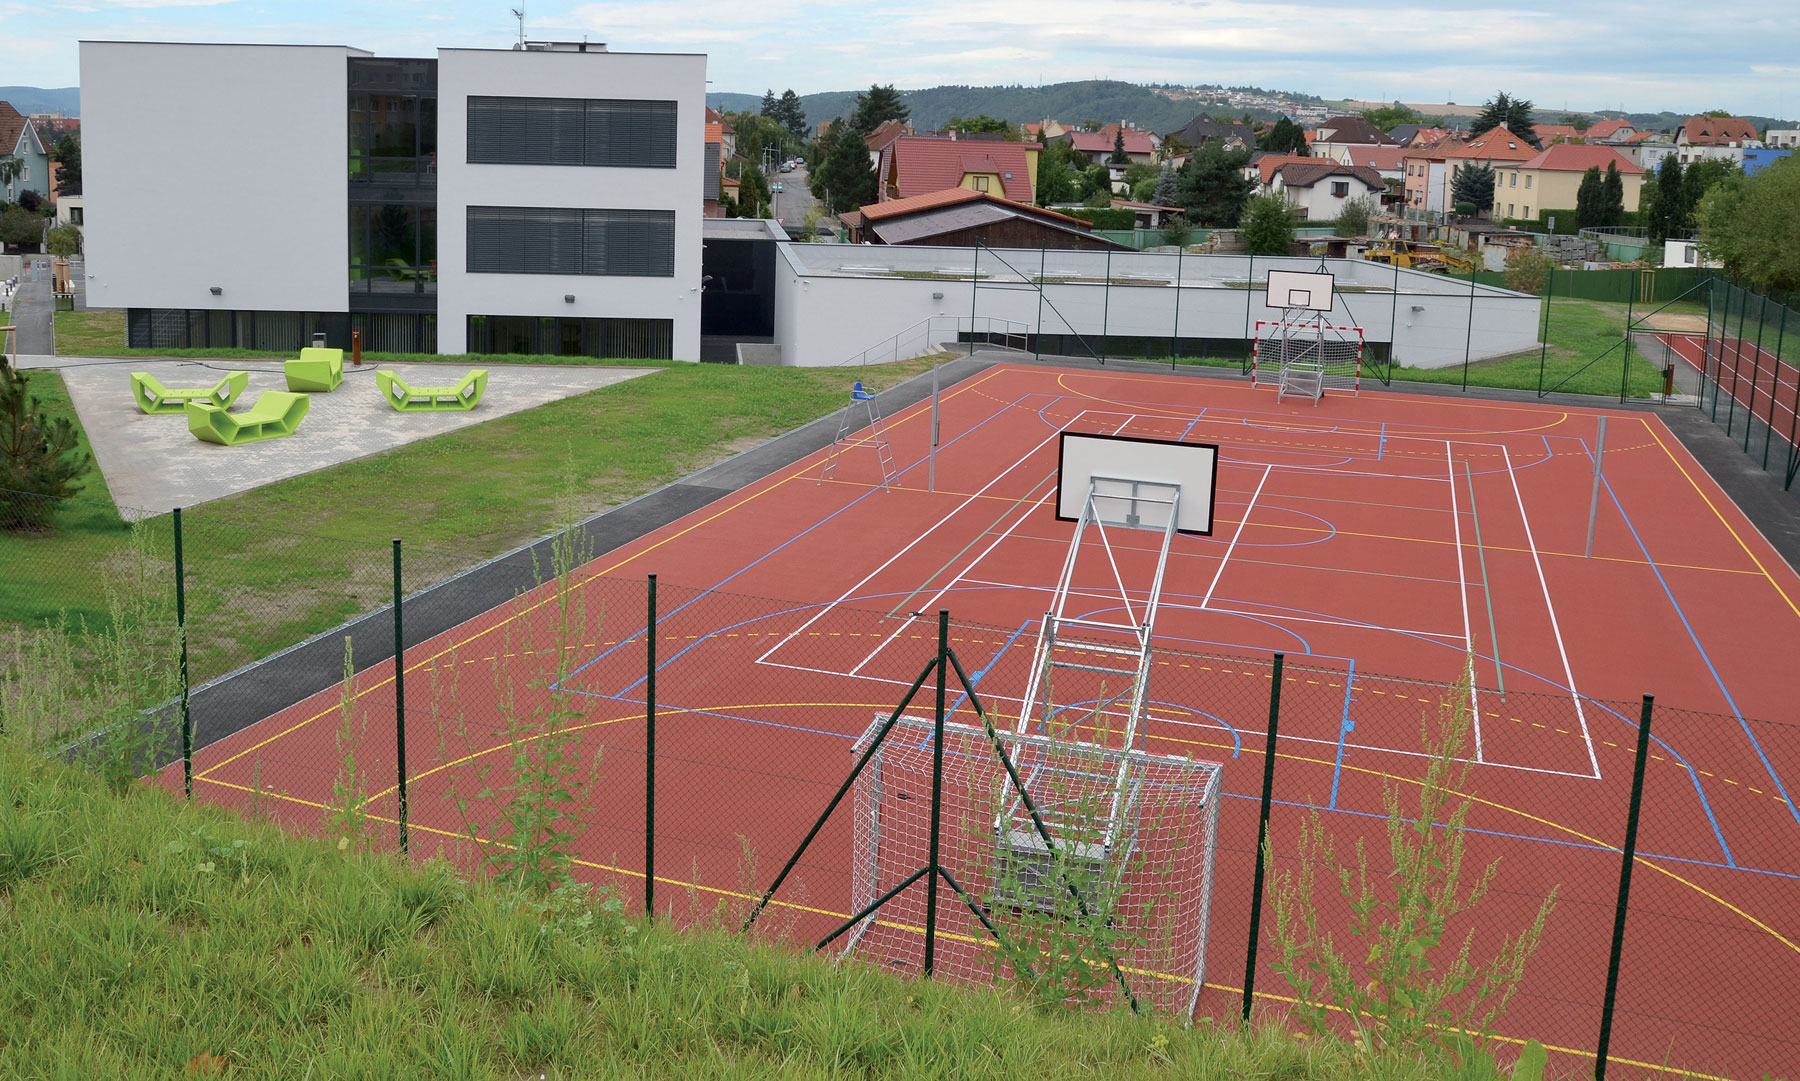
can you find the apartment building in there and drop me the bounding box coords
[80,40,705,359]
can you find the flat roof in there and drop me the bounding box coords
[704,218,790,242]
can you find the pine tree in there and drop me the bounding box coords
[1260,117,1309,156]
[1152,160,1179,206]
[1239,193,1297,254]
[1649,156,1687,241]
[1574,166,1605,229]
[1600,162,1625,227]
[814,128,877,214]
[1452,163,1496,213]
[1177,145,1255,227]
[1109,128,1130,165]
[848,84,908,137]
[1473,92,1537,145]
[0,358,91,532]
[759,89,778,117]
[775,89,807,141]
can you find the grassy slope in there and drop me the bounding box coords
[0,738,1486,1081]
[1,357,941,680]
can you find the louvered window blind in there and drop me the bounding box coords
[467,206,676,277]
[468,96,677,168]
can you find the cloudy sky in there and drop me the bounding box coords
[18,0,1799,119]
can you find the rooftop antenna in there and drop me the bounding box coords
[511,8,525,47]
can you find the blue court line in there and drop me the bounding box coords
[1329,659,1356,809]
[1178,408,1209,442]
[1599,456,1797,830]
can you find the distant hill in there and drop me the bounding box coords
[0,86,80,116]
[711,80,1294,137]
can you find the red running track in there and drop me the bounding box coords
[1662,331,1800,447]
[167,365,1800,1079]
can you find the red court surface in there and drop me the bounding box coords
[174,364,1800,1079]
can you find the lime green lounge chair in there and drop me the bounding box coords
[186,391,310,446]
[375,368,488,412]
[131,370,248,415]
[284,347,344,392]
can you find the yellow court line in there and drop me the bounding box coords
[1641,415,1800,621]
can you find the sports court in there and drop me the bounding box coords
[175,349,1800,1076]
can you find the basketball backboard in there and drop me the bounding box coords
[1056,432,1218,536]
[1264,269,1336,312]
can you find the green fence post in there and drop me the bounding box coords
[1241,652,1285,1024]
[1748,293,1770,457]
[1619,273,1636,403]
[1389,264,1402,378]
[1595,695,1655,1081]
[923,609,950,976]
[1035,244,1046,361]
[1171,245,1184,370]
[1463,267,1476,389]
[646,573,657,920]
[1768,304,1788,472]
[1101,246,1113,362]
[1537,262,1555,396]
[1243,253,1256,374]
[174,507,191,800]
[393,538,407,857]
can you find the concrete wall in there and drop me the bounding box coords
[774,247,1541,370]
[80,42,355,314]
[435,48,706,358]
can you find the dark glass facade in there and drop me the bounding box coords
[348,58,438,312]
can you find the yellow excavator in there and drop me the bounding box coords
[1363,239,1478,275]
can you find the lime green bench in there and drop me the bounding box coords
[375,368,488,412]
[284,348,344,392]
[131,370,248,415]
[186,391,310,446]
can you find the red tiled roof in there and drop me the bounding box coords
[1447,126,1538,162]
[704,122,723,144]
[0,101,39,158]
[704,106,734,134]
[1679,115,1759,146]
[1066,130,1156,155]
[1345,146,1409,171]
[1404,137,1464,162]
[1022,123,1042,137]
[882,136,1039,202]
[1517,143,1644,174]
[864,118,909,155]
[1586,119,1633,140]
[1253,153,1316,184]
[1531,123,1579,144]
[859,186,1086,225]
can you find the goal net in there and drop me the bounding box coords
[1252,319,1365,402]
[843,713,1224,1016]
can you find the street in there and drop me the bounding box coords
[769,162,829,235]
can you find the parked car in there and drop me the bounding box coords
[780,162,795,173]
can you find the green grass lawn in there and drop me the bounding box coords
[1388,297,1669,398]
[1,357,944,682]
[54,310,673,367]
[0,737,1541,1081]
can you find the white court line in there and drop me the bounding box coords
[1201,464,1273,610]
[1446,441,1483,762]
[847,488,1055,675]
[1503,445,1601,779]
[752,413,1081,667]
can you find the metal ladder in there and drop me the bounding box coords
[819,381,897,485]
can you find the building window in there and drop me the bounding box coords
[1331,181,1349,197]
[466,206,676,277]
[1523,205,1530,217]
[1508,203,1515,217]
[466,314,673,359]
[971,175,989,192]
[1525,175,1532,188]
[467,96,678,168]
[1509,173,1517,187]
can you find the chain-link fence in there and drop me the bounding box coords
[1689,278,1800,490]
[6,508,1794,1078]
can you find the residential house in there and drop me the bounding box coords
[1441,126,1538,216]
[704,118,726,218]
[1308,115,1398,160]
[1245,152,1318,189]
[1267,161,1383,222]
[1060,127,1157,167]
[1097,122,1161,153]
[845,187,1127,249]
[1766,129,1800,149]
[1609,132,1676,172]
[1029,119,1072,141]
[1163,113,1254,152]
[0,102,52,203]
[83,39,705,359]
[862,118,910,170]
[1390,125,1452,148]
[1532,123,1581,146]
[876,136,1040,203]
[1387,124,1424,146]
[1584,119,1636,143]
[31,114,80,138]
[1401,138,1461,218]
[1110,199,1182,229]
[1319,144,1408,195]
[705,106,737,160]
[56,192,84,229]
[1675,115,1761,163]
[1742,148,1793,175]
[1664,239,1721,268]
[815,119,832,139]
[1494,144,1645,221]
